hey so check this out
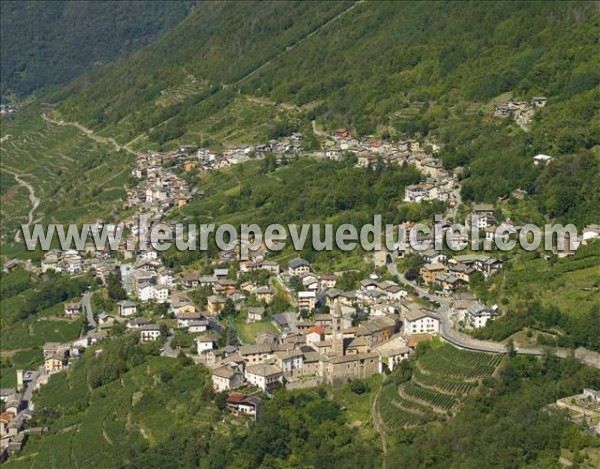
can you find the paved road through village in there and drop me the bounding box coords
[387,251,600,368]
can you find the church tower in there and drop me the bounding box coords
[332,299,344,356]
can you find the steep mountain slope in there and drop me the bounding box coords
[51,0,600,226]
[58,1,599,138]
[2,1,599,236]
[0,0,195,99]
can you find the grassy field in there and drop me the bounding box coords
[486,242,600,317]
[0,349,44,388]
[0,268,88,390]
[235,319,278,345]
[332,373,382,439]
[0,317,83,350]
[0,169,18,195]
[181,95,301,148]
[377,344,503,433]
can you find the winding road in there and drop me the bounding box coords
[2,167,41,242]
[81,291,97,331]
[311,120,329,138]
[41,113,136,155]
[386,252,600,369]
[371,378,388,457]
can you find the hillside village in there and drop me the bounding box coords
[2,125,600,461]
[3,0,600,464]
[493,96,547,131]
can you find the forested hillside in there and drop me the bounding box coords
[50,0,600,226]
[57,1,600,130]
[0,1,195,99]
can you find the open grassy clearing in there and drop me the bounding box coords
[235,319,278,345]
[487,242,600,317]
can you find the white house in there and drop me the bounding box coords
[176,310,203,328]
[117,300,137,317]
[401,302,440,335]
[153,285,169,303]
[212,364,244,392]
[187,320,209,333]
[195,334,218,354]
[385,285,408,301]
[64,302,82,317]
[258,261,280,274]
[138,250,158,261]
[137,283,155,302]
[533,154,553,165]
[247,307,266,323]
[213,268,229,279]
[139,324,161,342]
[274,350,303,376]
[306,326,325,347]
[245,363,283,392]
[297,291,316,311]
[157,268,175,286]
[288,258,310,276]
[127,317,149,329]
[582,225,600,244]
[466,302,496,329]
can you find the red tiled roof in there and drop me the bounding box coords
[227,392,247,403]
[307,326,325,335]
[0,412,15,422]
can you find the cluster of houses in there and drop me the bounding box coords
[40,249,84,274]
[0,103,20,116]
[465,203,600,259]
[219,132,305,164]
[0,387,32,459]
[38,244,116,282]
[0,335,108,462]
[323,128,424,164]
[207,298,432,392]
[402,152,458,205]
[320,129,459,206]
[7,105,600,461]
[552,388,600,436]
[192,256,449,392]
[150,133,306,179]
[126,250,173,303]
[126,151,200,211]
[493,97,547,130]
[419,253,503,292]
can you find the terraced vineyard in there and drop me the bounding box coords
[399,381,459,413]
[8,355,219,467]
[377,344,504,432]
[417,344,503,381]
[411,367,478,396]
[155,77,209,107]
[0,112,134,250]
[378,382,437,429]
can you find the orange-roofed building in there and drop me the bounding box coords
[0,411,15,436]
[226,392,248,404]
[306,326,325,347]
[307,326,325,335]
